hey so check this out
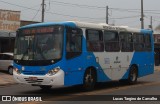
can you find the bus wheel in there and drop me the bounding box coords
[128,66,138,84]
[40,85,52,90]
[8,66,13,75]
[82,68,96,91]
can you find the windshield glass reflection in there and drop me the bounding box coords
[14,26,63,61]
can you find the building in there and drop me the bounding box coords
[0,9,20,53]
[20,20,40,27]
[0,20,40,53]
[0,9,40,53]
[0,31,16,52]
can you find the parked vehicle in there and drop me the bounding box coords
[0,53,13,75]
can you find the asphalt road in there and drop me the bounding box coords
[0,70,160,104]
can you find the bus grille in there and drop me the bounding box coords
[24,78,43,83]
[22,71,46,75]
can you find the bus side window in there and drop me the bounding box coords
[144,34,152,51]
[104,31,120,52]
[119,32,133,52]
[133,33,145,52]
[86,29,104,52]
[66,27,82,59]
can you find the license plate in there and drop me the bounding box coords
[28,77,37,81]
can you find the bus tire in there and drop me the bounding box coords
[82,68,96,91]
[128,65,138,84]
[40,85,52,90]
[8,66,13,75]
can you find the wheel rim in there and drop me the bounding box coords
[130,70,136,81]
[130,67,137,82]
[85,73,94,86]
[83,69,96,90]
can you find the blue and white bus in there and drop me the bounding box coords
[13,21,154,90]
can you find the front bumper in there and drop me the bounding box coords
[13,69,64,86]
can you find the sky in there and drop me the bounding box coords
[0,0,160,30]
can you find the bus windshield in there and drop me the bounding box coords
[14,26,63,62]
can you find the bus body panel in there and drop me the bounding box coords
[93,52,133,80]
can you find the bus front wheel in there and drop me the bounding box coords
[128,66,138,84]
[82,68,96,91]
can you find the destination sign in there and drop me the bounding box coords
[23,27,54,35]
[103,26,126,31]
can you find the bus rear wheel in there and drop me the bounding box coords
[82,68,96,91]
[128,66,138,84]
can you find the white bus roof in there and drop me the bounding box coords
[71,21,141,33]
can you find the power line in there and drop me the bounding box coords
[49,0,160,12]
[0,0,40,12]
[0,0,104,20]
[110,7,160,16]
[110,8,160,12]
[110,15,140,19]
[1,0,160,15]
[32,6,41,21]
[1,0,160,23]
[145,16,160,22]
[45,11,105,20]
[49,0,160,14]
[48,0,105,9]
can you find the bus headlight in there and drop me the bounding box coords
[47,67,60,76]
[14,68,21,74]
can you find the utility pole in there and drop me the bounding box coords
[42,0,45,22]
[140,0,144,29]
[106,6,109,24]
[150,16,153,29]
